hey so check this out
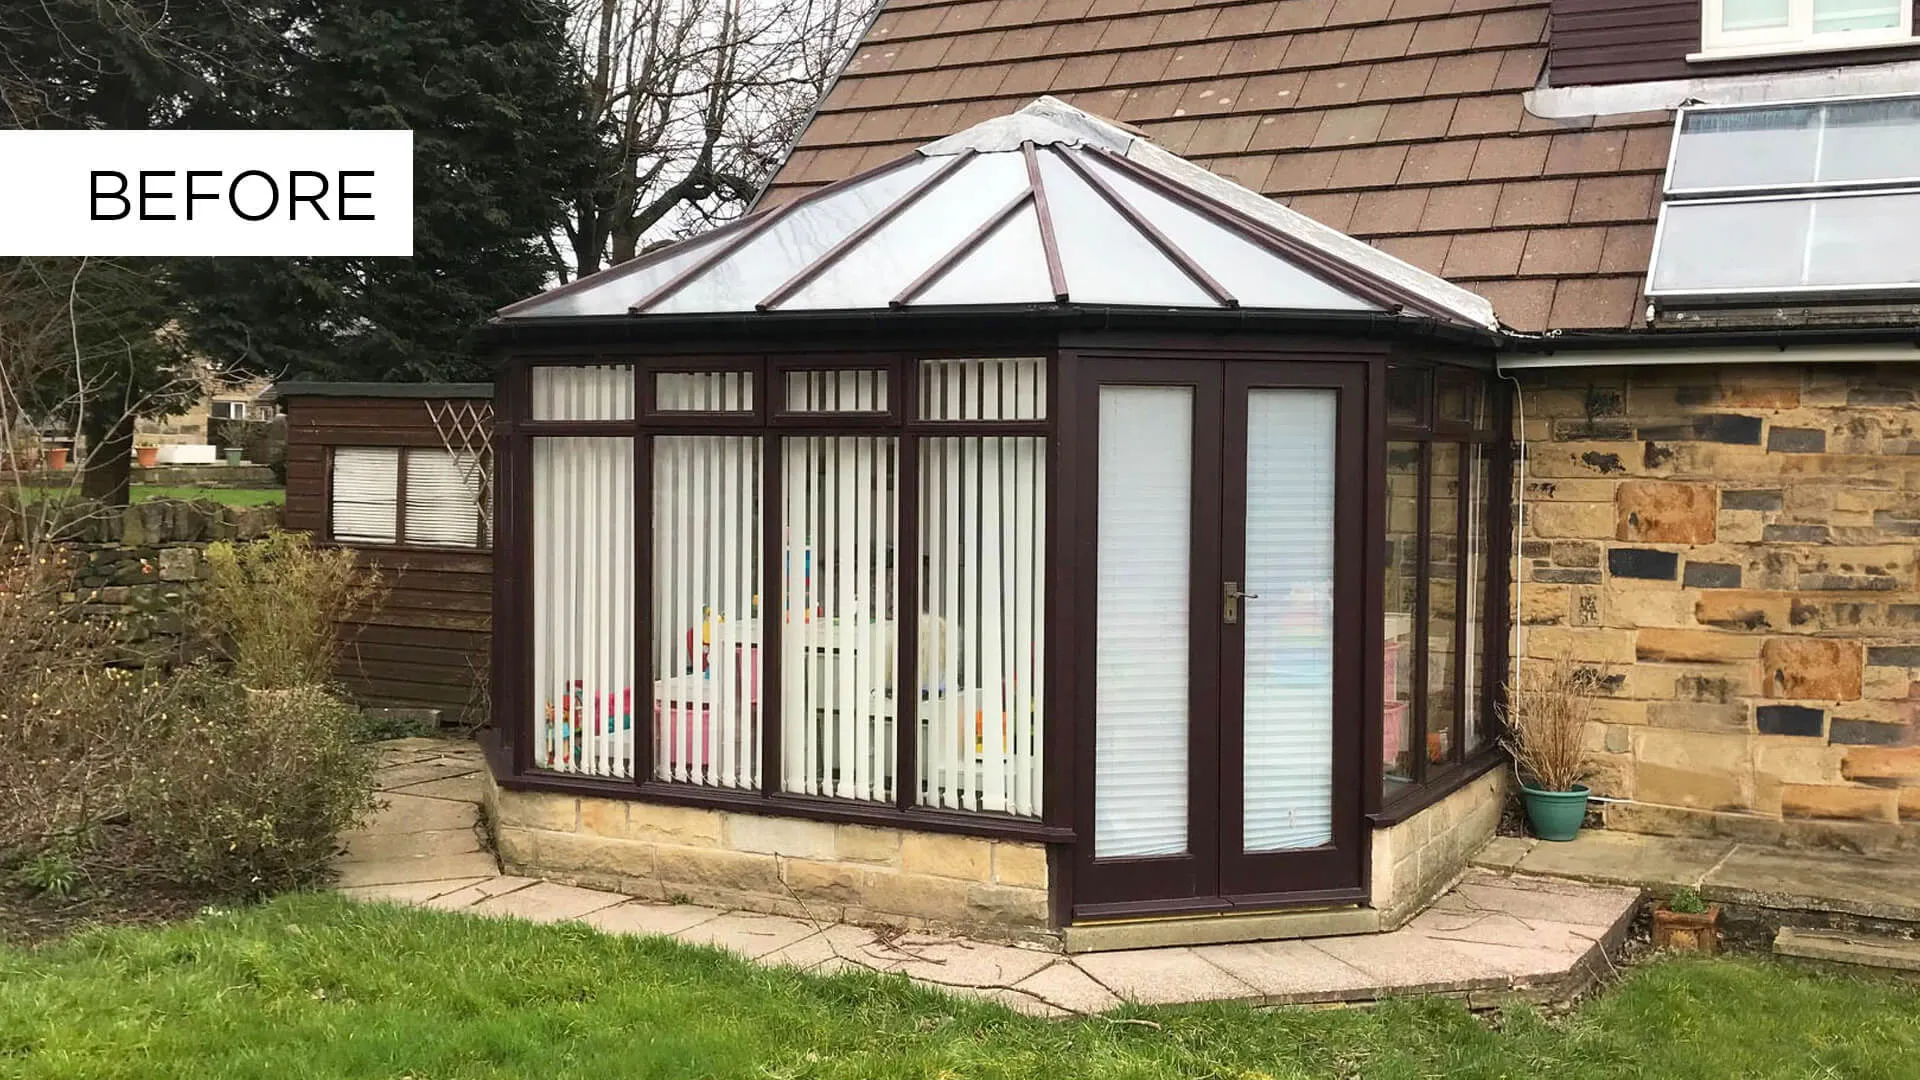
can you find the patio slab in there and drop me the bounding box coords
[334,737,1640,1015]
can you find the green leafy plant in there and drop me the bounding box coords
[198,531,384,691]
[1667,886,1709,915]
[15,847,80,897]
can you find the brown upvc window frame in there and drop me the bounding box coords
[500,347,1068,844]
[1378,361,1508,821]
[324,444,492,553]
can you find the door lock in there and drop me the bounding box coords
[1223,581,1260,624]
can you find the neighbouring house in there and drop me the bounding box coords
[140,375,277,448]
[279,382,495,726]
[477,0,1920,947]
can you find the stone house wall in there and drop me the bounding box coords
[1514,363,1920,851]
[485,779,1054,944]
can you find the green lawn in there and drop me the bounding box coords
[2,893,1915,1080]
[14,485,284,507]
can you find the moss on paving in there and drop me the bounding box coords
[1,892,1916,1079]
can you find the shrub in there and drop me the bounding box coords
[1501,660,1601,793]
[1668,886,1709,915]
[199,530,383,691]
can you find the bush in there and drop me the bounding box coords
[199,530,383,691]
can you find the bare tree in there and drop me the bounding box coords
[558,0,875,279]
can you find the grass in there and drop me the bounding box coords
[11,485,284,507]
[2,894,1917,1079]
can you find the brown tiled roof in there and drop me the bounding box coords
[761,0,1671,332]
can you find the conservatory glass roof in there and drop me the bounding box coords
[500,99,1499,331]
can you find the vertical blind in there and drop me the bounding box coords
[532,437,635,777]
[787,369,888,413]
[920,357,1045,420]
[782,435,900,803]
[1241,389,1336,852]
[1093,385,1192,858]
[330,447,400,543]
[656,371,754,412]
[918,436,1045,815]
[533,365,634,420]
[653,435,763,789]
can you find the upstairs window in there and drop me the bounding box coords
[1647,94,1920,304]
[1701,0,1912,57]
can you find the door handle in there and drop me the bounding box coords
[1223,581,1260,624]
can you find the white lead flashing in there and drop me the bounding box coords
[1499,342,1920,370]
[1528,57,1920,119]
[918,97,1139,155]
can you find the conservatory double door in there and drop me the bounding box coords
[1074,358,1365,917]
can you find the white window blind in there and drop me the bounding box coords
[532,365,634,420]
[403,449,482,548]
[781,435,899,803]
[918,436,1045,817]
[330,447,399,544]
[1094,385,1191,858]
[786,370,888,413]
[653,436,763,790]
[532,437,635,777]
[920,357,1046,420]
[656,371,753,412]
[1241,389,1336,852]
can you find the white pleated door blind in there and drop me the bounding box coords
[653,436,763,789]
[917,436,1045,817]
[1241,389,1336,852]
[781,436,899,803]
[330,447,399,543]
[1093,386,1192,859]
[531,437,635,777]
[403,449,482,548]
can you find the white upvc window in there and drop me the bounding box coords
[1699,0,1913,59]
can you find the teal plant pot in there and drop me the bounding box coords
[1521,783,1590,842]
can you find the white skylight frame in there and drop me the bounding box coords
[1697,0,1914,60]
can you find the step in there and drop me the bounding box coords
[1774,927,1920,974]
[1062,905,1380,954]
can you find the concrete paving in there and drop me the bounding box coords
[1475,831,1920,925]
[335,739,1639,1016]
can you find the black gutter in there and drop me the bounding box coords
[1501,325,1920,354]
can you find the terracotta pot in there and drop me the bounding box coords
[46,447,69,470]
[135,445,159,468]
[1652,903,1721,954]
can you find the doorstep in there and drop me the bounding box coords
[1062,905,1380,953]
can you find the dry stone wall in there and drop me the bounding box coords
[1515,364,1920,850]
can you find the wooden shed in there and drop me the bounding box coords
[279,382,495,725]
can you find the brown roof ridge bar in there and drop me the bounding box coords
[1022,140,1070,303]
[1082,144,1441,320]
[890,188,1037,308]
[756,150,978,312]
[629,151,925,314]
[1051,145,1237,310]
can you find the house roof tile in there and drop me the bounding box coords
[765,0,1673,331]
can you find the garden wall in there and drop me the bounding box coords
[1514,363,1920,852]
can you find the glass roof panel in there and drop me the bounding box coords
[504,231,726,318]
[647,154,946,314]
[1083,154,1376,312]
[1650,191,1920,295]
[909,202,1057,307]
[1804,191,1920,286]
[1035,149,1213,308]
[1668,105,1820,192]
[1820,96,1920,184]
[780,153,1031,310]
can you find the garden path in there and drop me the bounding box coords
[334,738,1640,1017]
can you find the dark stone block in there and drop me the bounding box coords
[1579,450,1626,474]
[1800,574,1898,591]
[1829,719,1910,746]
[1867,646,1920,667]
[1888,604,1920,626]
[1521,540,1551,558]
[1682,561,1741,588]
[1551,541,1601,568]
[1767,426,1826,453]
[1608,548,1679,580]
[1763,524,1830,543]
[1873,511,1920,537]
[1643,442,1676,469]
[1636,415,1763,445]
[1722,489,1784,512]
[1533,568,1603,585]
[1756,704,1824,737]
[1849,387,1914,406]
[1555,419,1635,441]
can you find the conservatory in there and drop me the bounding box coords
[482,99,1513,946]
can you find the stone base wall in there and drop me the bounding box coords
[484,779,1054,944]
[1515,364,1920,852]
[1370,768,1506,928]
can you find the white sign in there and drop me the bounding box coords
[0,130,413,256]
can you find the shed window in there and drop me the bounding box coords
[329,447,488,549]
[1701,0,1910,56]
[1650,95,1920,302]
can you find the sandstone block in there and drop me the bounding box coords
[1781,783,1896,822]
[655,844,781,893]
[578,797,628,838]
[965,883,1049,927]
[1634,762,1746,810]
[1694,591,1791,632]
[1840,747,1920,783]
[723,813,837,858]
[1617,481,1717,544]
[1603,588,1691,628]
[531,830,657,878]
[1532,501,1616,539]
[1519,585,1569,624]
[900,831,994,880]
[1637,628,1761,663]
[1647,702,1748,732]
[494,790,578,832]
[1760,637,1862,701]
[627,803,724,845]
[1524,625,1636,664]
[992,842,1049,889]
[1901,788,1920,821]
[833,824,902,865]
